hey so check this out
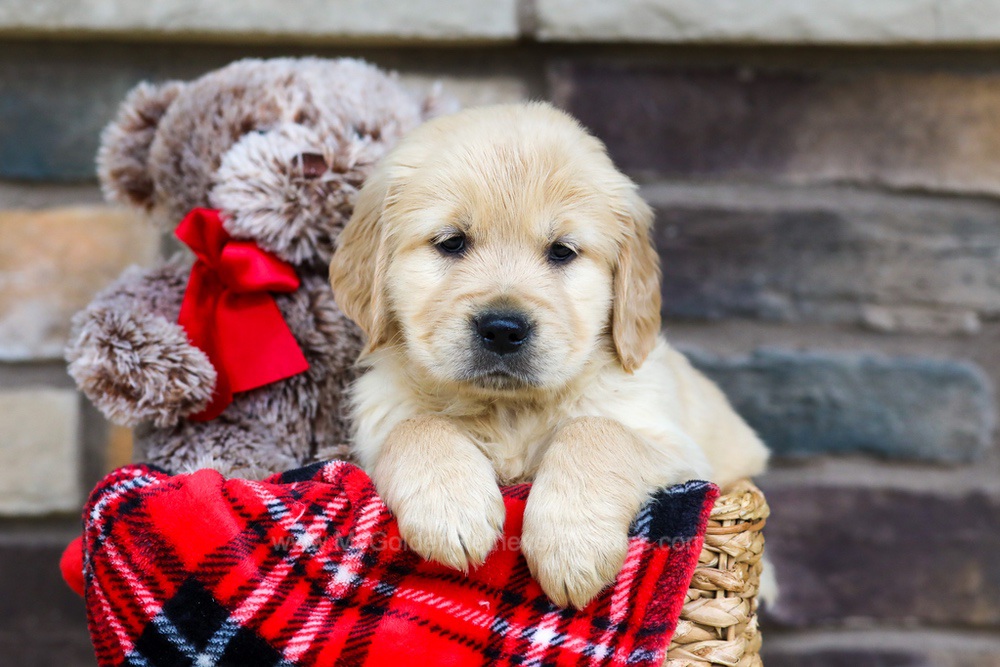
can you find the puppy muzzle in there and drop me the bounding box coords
[463,309,538,388]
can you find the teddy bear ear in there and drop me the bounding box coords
[97,80,185,210]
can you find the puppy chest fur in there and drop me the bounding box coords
[349,338,766,488]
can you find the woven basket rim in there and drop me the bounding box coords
[666,478,768,667]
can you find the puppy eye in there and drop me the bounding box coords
[548,242,577,263]
[435,234,467,256]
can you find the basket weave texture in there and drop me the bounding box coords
[665,480,769,667]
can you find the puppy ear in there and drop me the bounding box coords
[97,81,184,210]
[330,164,394,356]
[611,188,662,373]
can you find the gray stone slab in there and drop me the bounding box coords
[645,182,1000,335]
[536,0,1000,45]
[0,0,518,44]
[761,483,1000,627]
[0,522,94,665]
[690,348,995,462]
[551,62,1000,196]
[0,41,536,181]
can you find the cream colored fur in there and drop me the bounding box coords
[330,102,769,609]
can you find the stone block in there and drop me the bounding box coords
[762,484,1000,627]
[0,389,81,515]
[0,0,518,43]
[645,182,1000,334]
[551,64,1000,196]
[0,523,95,665]
[0,206,160,360]
[763,632,1000,667]
[536,0,1000,45]
[690,349,995,462]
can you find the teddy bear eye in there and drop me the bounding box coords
[435,234,467,256]
[548,242,577,263]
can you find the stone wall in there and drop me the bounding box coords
[1,3,999,664]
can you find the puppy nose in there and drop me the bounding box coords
[474,312,532,355]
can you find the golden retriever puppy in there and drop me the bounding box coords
[329,102,769,609]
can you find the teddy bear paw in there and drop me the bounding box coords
[67,308,217,428]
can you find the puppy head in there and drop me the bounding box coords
[330,103,660,395]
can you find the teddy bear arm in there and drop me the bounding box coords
[66,260,217,428]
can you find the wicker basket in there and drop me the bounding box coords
[665,480,769,667]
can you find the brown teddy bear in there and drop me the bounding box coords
[66,57,452,477]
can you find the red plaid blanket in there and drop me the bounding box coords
[62,461,717,666]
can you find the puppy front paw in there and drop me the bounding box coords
[371,415,506,572]
[521,495,631,609]
[372,416,507,572]
[393,479,505,572]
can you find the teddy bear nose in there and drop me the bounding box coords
[297,153,328,178]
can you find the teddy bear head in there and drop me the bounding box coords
[98,57,451,268]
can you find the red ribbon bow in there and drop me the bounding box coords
[175,208,309,421]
